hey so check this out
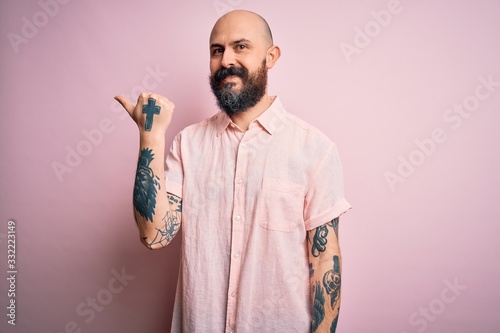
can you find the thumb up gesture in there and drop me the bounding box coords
[115,93,175,135]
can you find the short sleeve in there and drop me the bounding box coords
[303,143,351,231]
[164,133,183,198]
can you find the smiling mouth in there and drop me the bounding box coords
[221,75,242,89]
[223,75,240,83]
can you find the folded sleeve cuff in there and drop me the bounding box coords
[305,198,352,231]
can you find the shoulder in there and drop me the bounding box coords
[280,108,336,149]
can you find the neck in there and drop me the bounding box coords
[229,95,273,131]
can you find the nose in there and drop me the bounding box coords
[221,49,236,68]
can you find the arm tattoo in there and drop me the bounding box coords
[144,193,182,248]
[311,225,329,257]
[133,148,161,222]
[142,98,161,131]
[323,255,341,310]
[330,313,339,333]
[312,281,325,332]
[329,217,339,240]
[167,192,182,213]
[308,218,341,332]
[309,218,340,257]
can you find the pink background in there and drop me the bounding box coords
[1,0,499,332]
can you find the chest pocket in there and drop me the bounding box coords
[259,178,305,232]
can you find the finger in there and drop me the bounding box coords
[114,96,134,116]
[149,93,175,111]
[137,92,151,106]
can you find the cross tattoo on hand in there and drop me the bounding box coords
[142,98,161,132]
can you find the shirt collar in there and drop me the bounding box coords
[216,112,232,136]
[216,96,285,136]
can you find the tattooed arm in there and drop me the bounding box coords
[308,218,341,333]
[115,93,181,249]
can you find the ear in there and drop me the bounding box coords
[265,45,281,69]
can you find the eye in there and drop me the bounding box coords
[237,44,247,50]
[212,48,223,56]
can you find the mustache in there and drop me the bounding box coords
[213,66,248,82]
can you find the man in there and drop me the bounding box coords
[115,10,351,333]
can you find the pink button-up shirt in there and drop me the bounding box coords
[165,97,351,333]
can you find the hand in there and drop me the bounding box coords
[114,93,175,135]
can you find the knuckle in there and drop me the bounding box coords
[151,94,165,104]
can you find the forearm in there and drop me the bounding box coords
[308,218,341,333]
[310,254,341,332]
[134,132,179,249]
[115,93,179,249]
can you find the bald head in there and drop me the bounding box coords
[208,10,281,117]
[210,10,273,48]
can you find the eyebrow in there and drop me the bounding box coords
[231,38,251,45]
[210,38,252,48]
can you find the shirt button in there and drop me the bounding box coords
[234,253,240,258]
[234,215,241,221]
[231,292,236,297]
[229,330,234,333]
[237,179,243,185]
[241,143,246,149]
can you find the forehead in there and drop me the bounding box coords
[210,14,265,45]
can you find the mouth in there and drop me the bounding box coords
[222,75,241,83]
[220,75,242,90]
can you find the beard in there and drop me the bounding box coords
[209,59,268,116]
